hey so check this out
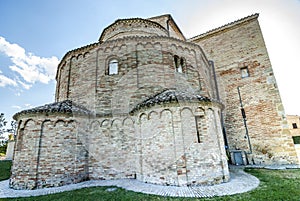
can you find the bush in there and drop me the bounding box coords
[0,141,7,155]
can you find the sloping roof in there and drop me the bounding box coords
[148,14,186,40]
[13,100,92,119]
[131,89,211,113]
[188,13,259,42]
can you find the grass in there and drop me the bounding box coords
[0,161,299,200]
[0,160,11,181]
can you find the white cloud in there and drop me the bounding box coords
[24,103,33,108]
[17,80,32,90]
[11,103,33,110]
[0,74,17,87]
[0,36,59,89]
[11,105,22,110]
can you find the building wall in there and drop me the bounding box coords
[148,15,185,40]
[10,114,89,190]
[10,101,228,189]
[286,115,300,164]
[134,103,228,186]
[191,15,298,164]
[56,36,215,116]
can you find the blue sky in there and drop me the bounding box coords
[1,0,300,128]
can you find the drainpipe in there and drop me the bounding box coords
[209,60,229,149]
[237,86,252,154]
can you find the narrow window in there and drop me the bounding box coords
[179,58,184,73]
[195,116,204,143]
[174,55,183,73]
[108,59,118,75]
[292,123,298,129]
[240,67,249,78]
[292,136,300,144]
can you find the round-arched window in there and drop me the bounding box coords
[108,59,118,75]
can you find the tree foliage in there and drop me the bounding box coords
[0,113,7,135]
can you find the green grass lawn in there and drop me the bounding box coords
[0,160,11,181]
[1,160,299,201]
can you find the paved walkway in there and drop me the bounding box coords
[0,167,259,198]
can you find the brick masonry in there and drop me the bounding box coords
[10,14,299,190]
[190,14,299,165]
[286,115,300,162]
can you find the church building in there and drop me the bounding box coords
[10,14,299,190]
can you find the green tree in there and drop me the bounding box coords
[0,113,7,135]
[7,120,17,140]
[0,113,8,155]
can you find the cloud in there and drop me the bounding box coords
[24,103,33,108]
[17,80,32,90]
[11,105,22,110]
[0,36,59,89]
[0,73,17,87]
[11,103,33,110]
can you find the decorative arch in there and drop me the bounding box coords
[139,113,148,123]
[89,120,101,130]
[160,109,173,118]
[83,52,89,58]
[180,107,193,115]
[54,119,67,127]
[195,107,205,116]
[123,117,135,126]
[111,118,122,127]
[100,119,110,127]
[70,55,76,62]
[148,111,158,119]
[22,118,36,129]
[76,54,83,60]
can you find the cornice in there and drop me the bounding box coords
[56,33,209,80]
[188,13,259,42]
[56,42,99,80]
[98,18,168,42]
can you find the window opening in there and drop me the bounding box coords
[108,59,118,75]
[240,67,249,78]
[195,116,204,143]
[292,123,298,129]
[179,58,184,73]
[292,136,300,144]
[174,55,183,73]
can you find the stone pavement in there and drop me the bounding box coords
[0,167,260,198]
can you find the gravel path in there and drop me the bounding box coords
[0,167,260,198]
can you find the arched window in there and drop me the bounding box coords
[108,59,118,75]
[179,58,185,72]
[174,55,183,73]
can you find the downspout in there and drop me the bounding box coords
[209,60,229,149]
[237,86,252,154]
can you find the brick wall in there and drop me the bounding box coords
[191,15,299,164]
[56,36,215,116]
[10,114,89,189]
